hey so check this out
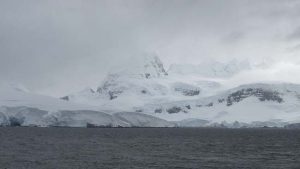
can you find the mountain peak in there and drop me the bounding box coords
[142,54,168,78]
[108,53,168,79]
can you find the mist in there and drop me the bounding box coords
[1,0,300,96]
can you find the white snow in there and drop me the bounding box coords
[0,83,176,127]
[1,55,300,127]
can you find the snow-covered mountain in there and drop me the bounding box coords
[0,84,175,127]
[59,54,300,127]
[62,55,220,112]
[142,83,300,126]
[2,54,300,128]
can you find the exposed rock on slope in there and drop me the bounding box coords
[3,56,300,128]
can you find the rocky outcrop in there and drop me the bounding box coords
[143,55,168,78]
[226,88,283,106]
[172,82,201,96]
[174,88,200,96]
[166,106,182,114]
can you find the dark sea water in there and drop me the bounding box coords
[0,128,300,169]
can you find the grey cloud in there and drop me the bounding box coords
[286,27,300,41]
[1,0,300,96]
[222,31,245,43]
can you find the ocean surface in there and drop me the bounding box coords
[0,127,300,169]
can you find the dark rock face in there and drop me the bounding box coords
[166,106,182,114]
[285,123,300,129]
[149,55,168,77]
[145,73,151,79]
[226,88,283,106]
[86,123,113,128]
[185,105,191,109]
[60,96,69,101]
[218,99,225,103]
[135,109,143,113]
[108,90,123,100]
[206,102,213,107]
[174,88,200,96]
[8,116,24,127]
[154,108,163,113]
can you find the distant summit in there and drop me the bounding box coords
[109,53,168,79]
[142,54,168,78]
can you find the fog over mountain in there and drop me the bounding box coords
[1,0,300,96]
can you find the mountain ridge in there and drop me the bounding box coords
[1,55,300,127]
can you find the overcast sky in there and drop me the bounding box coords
[1,0,300,96]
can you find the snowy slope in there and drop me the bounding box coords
[2,54,300,128]
[0,84,175,127]
[63,55,223,111]
[141,83,300,127]
[61,55,300,127]
[0,83,96,111]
